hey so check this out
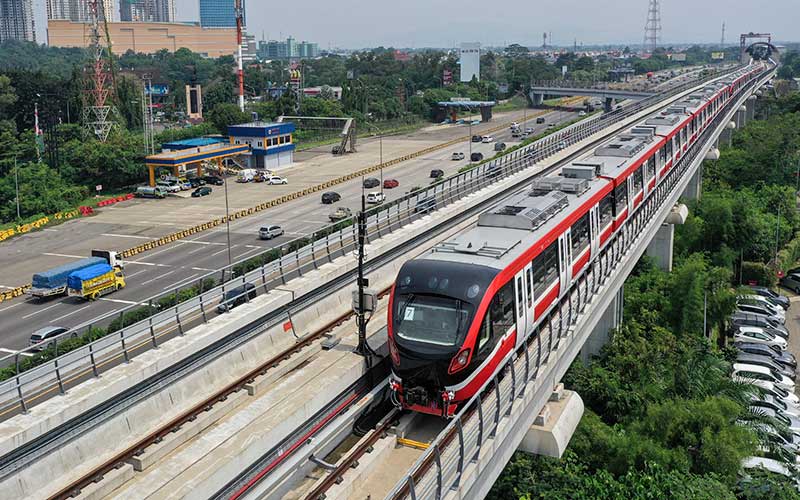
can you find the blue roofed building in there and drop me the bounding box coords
[228,121,296,170]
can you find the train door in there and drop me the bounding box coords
[558,232,572,289]
[514,270,527,348]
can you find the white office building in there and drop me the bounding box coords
[459,42,480,82]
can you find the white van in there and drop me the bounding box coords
[732,363,795,391]
[237,169,257,183]
[366,192,386,204]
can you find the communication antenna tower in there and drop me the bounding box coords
[142,76,155,155]
[721,21,726,47]
[235,0,245,112]
[83,0,115,142]
[643,0,662,53]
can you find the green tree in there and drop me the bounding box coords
[207,103,248,133]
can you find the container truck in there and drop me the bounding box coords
[67,263,126,300]
[29,250,124,299]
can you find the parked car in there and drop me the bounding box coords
[451,152,465,161]
[745,380,800,407]
[748,423,800,454]
[731,312,789,337]
[383,179,399,189]
[203,176,225,186]
[732,363,795,391]
[429,169,444,179]
[736,353,795,381]
[494,142,507,152]
[746,286,790,310]
[735,342,796,369]
[415,196,437,214]
[329,207,353,222]
[217,283,257,313]
[751,395,800,419]
[470,152,484,162]
[191,186,212,197]
[259,225,284,240]
[267,176,288,185]
[732,326,787,350]
[741,456,793,479]
[29,326,71,351]
[363,177,380,188]
[536,117,546,124]
[188,177,206,188]
[321,192,341,204]
[156,181,181,193]
[752,407,800,435]
[366,192,386,204]
[471,135,482,143]
[736,303,785,324]
[779,272,800,294]
[738,295,785,320]
[481,136,494,143]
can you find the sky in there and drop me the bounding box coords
[173,0,797,49]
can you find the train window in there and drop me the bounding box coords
[666,139,673,158]
[646,156,656,179]
[614,182,628,214]
[478,315,491,351]
[490,282,516,338]
[571,213,590,255]
[633,166,643,193]
[516,277,523,317]
[532,242,559,299]
[675,132,681,151]
[394,294,472,346]
[681,128,687,144]
[525,269,533,307]
[599,192,614,228]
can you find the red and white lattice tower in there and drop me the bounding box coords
[643,0,662,53]
[83,0,114,141]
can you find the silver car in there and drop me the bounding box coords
[259,225,284,240]
[29,326,71,351]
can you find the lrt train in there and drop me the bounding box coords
[387,64,766,417]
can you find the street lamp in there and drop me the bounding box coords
[365,122,383,194]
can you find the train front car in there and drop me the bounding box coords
[388,259,501,417]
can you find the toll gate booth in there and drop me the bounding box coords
[145,139,250,186]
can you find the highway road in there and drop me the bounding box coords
[0,109,579,353]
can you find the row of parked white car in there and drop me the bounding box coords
[731,286,800,482]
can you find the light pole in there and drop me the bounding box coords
[366,122,383,194]
[468,106,473,157]
[222,159,233,267]
[14,157,20,220]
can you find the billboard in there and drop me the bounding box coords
[671,53,687,62]
[146,84,169,96]
[711,52,725,60]
[443,69,453,86]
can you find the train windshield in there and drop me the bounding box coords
[394,294,472,346]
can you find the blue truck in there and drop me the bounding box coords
[29,250,124,299]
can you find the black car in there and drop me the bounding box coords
[730,312,789,338]
[494,142,507,152]
[735,341,796,369]
[429,169,444,179]
[470,152,483,162]
[217,283,257,313]
[191,186,212,197]
[188,177,206,188]
[536,117,546,124]
[471,135,482,142]
[415,196,437,214]
[203,176,225,186]
[747,286,790,310]
[321,192,341,204]
[363,177,380,188]
[779,273,800,294]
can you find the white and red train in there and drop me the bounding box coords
[387,64,766,417]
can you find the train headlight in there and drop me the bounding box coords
[448,349,471,374]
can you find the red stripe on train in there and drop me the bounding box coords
[572,248,590,277]
[452,329,517,402]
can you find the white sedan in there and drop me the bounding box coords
[481,136,494,143]
[267,176,288,185]
[733,326,787,350]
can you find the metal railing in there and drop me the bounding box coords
[387,66,772,500]
[0,65,742,420]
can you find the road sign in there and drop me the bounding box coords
[95,184,102,191]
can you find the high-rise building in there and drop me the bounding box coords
[119,0,175,22]
[459,42,480,82]
[199,0,244,28]
[0,0,36,42]
[258,37,318,61]
[298,41,318,58]
[47,0,115,23]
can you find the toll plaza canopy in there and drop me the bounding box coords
[436,100,496,123]
[145,140,250,186]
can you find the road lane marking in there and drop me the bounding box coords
[0,302,21,313]
[162,273,200,291]
[125,269,148,279]
[42,253,83,259]
[140,270,176,285]
[124,261,169,267]
[210,246,236,257]
[187,246,207,255]
[101,233,153,239]
[181,240,225,246]
[233,247,263,259]
[49,304,92,323]
[0,348,34,357]
[98,297,138,305]
[22,302,63,319]
[128,242,186,261]
[191,267,215,272]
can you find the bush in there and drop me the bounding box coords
[740,261,776,287]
